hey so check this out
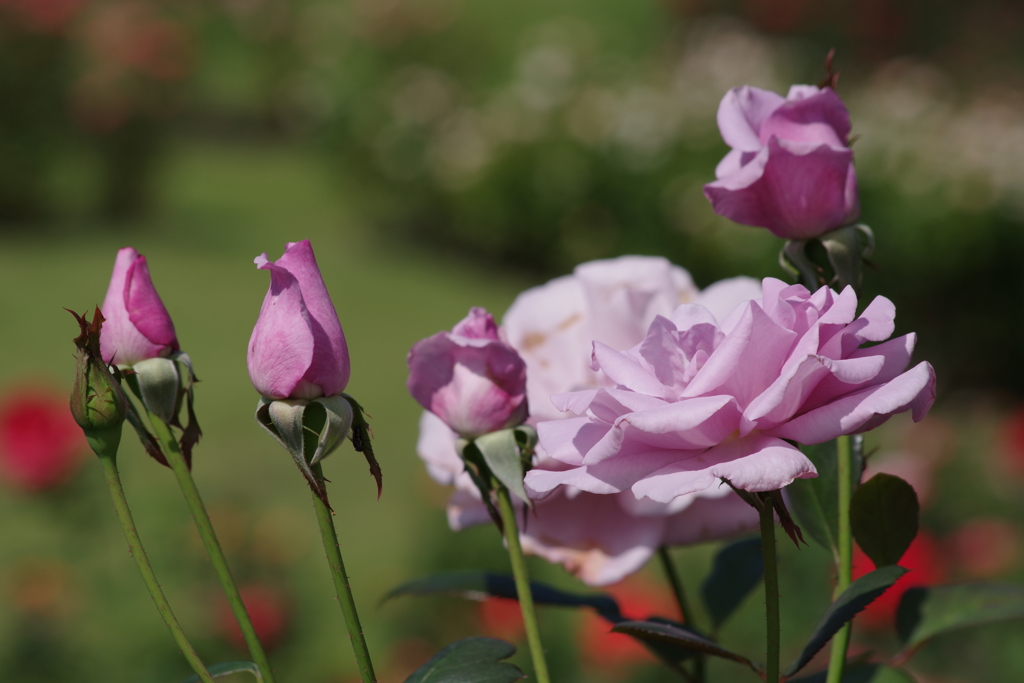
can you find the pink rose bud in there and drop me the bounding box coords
[248,240,351,400]
[407,307,528,438]
[99,247,179,366]
[704,85,860,240]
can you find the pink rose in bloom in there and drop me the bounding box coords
[528,278,936,505]
[417,257,763,585]
[704,85,860,240]
[248,240,350,400]
[407,308,528,438]
[0,388,86,491]
[99,247,179,366]
[420,411,757,586]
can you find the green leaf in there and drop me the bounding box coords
[784,566,908,677]
[383,571,622,622]
[474,429,530,506]
[851,473,919,568]
[897,583,1024,651]
[786,440,840,553]
[700,536,763,632]
[404,637,525,683]
[611,620,763,677]
[182,661,262,682]
[786,438,864,556]
[789,663,915,683]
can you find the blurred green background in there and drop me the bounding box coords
[4,0,1024,681]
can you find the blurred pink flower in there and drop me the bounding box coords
[218,584,289,651]
[0,0,82,33]
[248,240,350,400]
[0,389,86,491]
[704,85,860,240]
[72,1,192,131]
[100,247,179,366]
[407,307,528,438]
[528,278,935,503]
[417,257,763,585]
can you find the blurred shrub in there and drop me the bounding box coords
[0,0,193,223]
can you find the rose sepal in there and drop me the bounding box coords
[255,395,354,506]
[780,223,874,291]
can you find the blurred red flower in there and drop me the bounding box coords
[0,0,82,34]
[853,532,946,631]
[218,584,290,651]
[478,597,524,642]
[947,518,1020,579]
[578,580,666,670]
[0,388,86,491]
[1000,406,1024,474]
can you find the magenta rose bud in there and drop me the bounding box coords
[704,85,860,240]
[99,247,179,366]
[248,240,350,400]
[407,308,528,438]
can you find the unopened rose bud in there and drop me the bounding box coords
[100,247,179,367]
[407,307,528,438]
[704,85,860,240]
[248,240,350,401]
[69,308,128,457]
[97,247,199,436]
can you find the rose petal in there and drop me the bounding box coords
[631,434,815,503]
[247,261,316,400]
[765,361,936,444]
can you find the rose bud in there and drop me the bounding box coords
[100,247,179,367]
[70,308,129,457]
[407,308,528,438]
[249,241,355,503]
[704,85,860,240]
[248,240,350,401]
[98,247,197,428]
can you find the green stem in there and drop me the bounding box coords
[658,547,704,683]
[657,546,692,625]
[495,485,551,683]
[311,463,377,683]
[148,418,277,683]
[97,453,215,683]
[760,497,780,683]
[826,435,854,683]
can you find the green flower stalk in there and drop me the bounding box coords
[247,240,381,681]
[96,246,277,683]
[68,308,214,683]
